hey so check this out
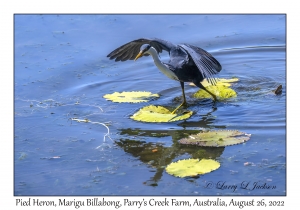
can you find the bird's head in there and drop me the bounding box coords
[134,44,151,61]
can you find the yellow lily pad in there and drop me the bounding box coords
[192,78,238,99]
[130,105,193,122]
[201,77,239,87]
[103,91,159,103]
[179,130,251,147]
[166,158,220,178]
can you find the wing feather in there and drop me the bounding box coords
[107,38,175,62]
[179,44,222,85]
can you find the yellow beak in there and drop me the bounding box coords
[134,52,143,61]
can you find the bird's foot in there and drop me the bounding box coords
[171,102,187,115]
[211,94,217,102]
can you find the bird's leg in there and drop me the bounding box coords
[194,82,217,101]
[171,82,187,114]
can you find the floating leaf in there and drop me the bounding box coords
[192,78,238,99]
[130,105,193,122]
[193,85,237,99]
[103,91,159,103]
[166,158,220,178]
[201,78,239,87]
[179,130,251,147]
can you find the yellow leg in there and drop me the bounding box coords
[171,101,186,114]
[171,82,187,114]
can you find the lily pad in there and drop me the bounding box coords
[201,77,239,87]
[130,105,193,122]
[103,91,159,103]
[179,130,251,147]
[192,78,238,99]
[166,158,220,178]
[193,85,237,99]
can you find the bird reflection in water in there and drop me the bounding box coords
[116,109,225,185]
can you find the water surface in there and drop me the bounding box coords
[14,14,286,195]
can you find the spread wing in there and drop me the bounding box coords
[107,38,176,62]
[179,44,222,85]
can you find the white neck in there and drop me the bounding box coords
[147,47,178,80]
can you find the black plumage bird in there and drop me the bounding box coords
[107,38,222,114]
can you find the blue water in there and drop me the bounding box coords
[14,14,286,195]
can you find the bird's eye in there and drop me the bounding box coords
[142,45,151,53]
[143,45,150,51]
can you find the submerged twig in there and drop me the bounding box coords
[71,118,113,149]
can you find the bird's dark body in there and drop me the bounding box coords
[107,38,221,84]
[107,38,222,113]
[167,46,203,83]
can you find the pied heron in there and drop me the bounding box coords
[107,38,222,114]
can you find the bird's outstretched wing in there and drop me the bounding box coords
[107,38,175,62]
[179,44,222,85]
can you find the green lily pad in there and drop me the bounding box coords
[179,130,251,147]
[103,91,159,103]
[166,158,220,178]
[192,78,238,99]
[130,105,193,122]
